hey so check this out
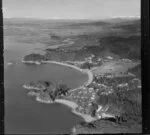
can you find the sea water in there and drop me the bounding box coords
[4,26,87,134]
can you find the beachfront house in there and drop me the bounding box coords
[95,105,116,119]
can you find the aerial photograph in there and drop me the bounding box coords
[3,0,141,134]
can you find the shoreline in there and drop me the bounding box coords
[36,96,53,104]
[22,60,41,65]
[22,60,94,88]
[22,59,95,122]
[54,99,97,123]
[22,84,45,90]
[35,97,97,122]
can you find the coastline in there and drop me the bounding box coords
[36,96,53,104]
[22,60,41,65]
[55,99,97,123]
[22,84,45,90]
[22,60,94,88]
[22,59,95,122]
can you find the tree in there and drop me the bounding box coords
[90,102,98,117]
[57,84,70,95]
[81,62,93,69]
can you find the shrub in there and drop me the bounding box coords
[80,62,93,69]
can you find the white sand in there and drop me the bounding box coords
[23,84,45,90]
[55,99,97,123]
[55,99,78,108]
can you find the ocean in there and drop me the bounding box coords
[4,25,87,134]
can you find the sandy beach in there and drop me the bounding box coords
[36,96,53,104]
[55,99,97,123]
[22,60,41,65]
[22,84,45,90]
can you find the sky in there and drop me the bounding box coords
[3,0,140,19]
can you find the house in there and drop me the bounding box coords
[117,83,128,87]
[96,105,115,119]
[107,56,113,60]
[96,105,103,118]
[89,88,94,90]
[91,96,95,100]
[105,75,113,78]
[91,54,95,58]
[122,58,132,62]
[92,81,96,84]
[98,58,102,61]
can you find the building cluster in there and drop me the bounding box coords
[63,71,141,119]
[59,55,141,119]
[64,75,116,116]
[84,54,103,66]
[65,86,98,114]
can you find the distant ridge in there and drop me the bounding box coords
[4,16,140,20]
[110,15,140,19]
[3,17,96,24]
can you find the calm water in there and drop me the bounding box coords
[4,35,87,134]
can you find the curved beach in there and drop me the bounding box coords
[41,60,94,88]
[23,59,95,122]
[22,60,94,89]
[55,99,97,123]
